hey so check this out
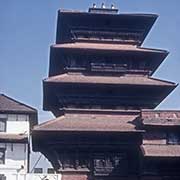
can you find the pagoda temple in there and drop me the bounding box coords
[32,5,180,180]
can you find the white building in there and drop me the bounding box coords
[0,94,37,179]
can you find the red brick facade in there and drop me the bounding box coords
[62,173,88,180]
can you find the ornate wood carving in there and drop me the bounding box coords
[70,28,143,44]
[63,53,149,74]
[59,151,90,170]
[50,150,129,177]
[93,153,128,176]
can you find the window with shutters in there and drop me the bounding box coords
[0,118,6,132]
[47,168,55,174]
[0,174,6,180]
[167,132,180,145]
[34,168,43,173]
[0,149,5,164]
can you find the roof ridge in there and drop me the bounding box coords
[44,73,177,87]
[33,115,64,130]
[0,93,37,112]
[149,76,177,86]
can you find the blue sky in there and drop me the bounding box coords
[1,0,180,123]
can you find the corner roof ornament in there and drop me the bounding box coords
[101,3,106,9]
[111,4,115,9]
[89,3,118,14]
[92,3,96,8]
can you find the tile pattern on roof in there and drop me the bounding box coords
[141,110,180,126]
[53,42,167,53]
[45,74,176,86]
[141,145,180,157]
[0,94,36,113]
[34,112,141,132]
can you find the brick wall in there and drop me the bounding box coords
[62,173,88,180]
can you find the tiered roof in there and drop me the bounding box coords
[43,7,176,113]
[33,6,179,165]
[56,10,158,45]
[141,110,180,127]
[49,42,168,76]
[141,110,180,158]
[44,73,175,86]
[141,145,180,157]
[34,110,142,132]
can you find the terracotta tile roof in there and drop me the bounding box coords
[52,43,167,53]
[57,11,158,46]
[0,133,28,143]
[34,112,142,132]
[0,94,37,113]
[141,110,180,126]
[141,145,180,157]
[44,74,176,87]
[143,118,180,126]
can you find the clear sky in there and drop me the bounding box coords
[1,0,180,123]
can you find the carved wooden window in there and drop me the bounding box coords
[0,149,5,164]
[61,151,90,170]
[90,62,128,72]
[63,153,75,169]
[78,152,90,169]
[71,28,142,44]
[167,132,180,145]
[132,61,139,69]
[143,132,167,145]
[93,153,127,176]
[0,118,6,132]
[65,55,87,71]
[143,160,158,175]
[139,61,146,70]
[90,57,128,72]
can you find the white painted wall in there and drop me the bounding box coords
[0,143,28,174]
[30,152,54,174]
[0,113,30,176]
[2,173,61,180]
[0,114,30,135]
[0,113,60,180]
[6,121,29,134]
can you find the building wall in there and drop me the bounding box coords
[30,152,54,174]
[0,113,30,176]
[0,143,28,174]
[0,114,30,134]
[0,173,61,180]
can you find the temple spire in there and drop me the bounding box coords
[88,3,118,14]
